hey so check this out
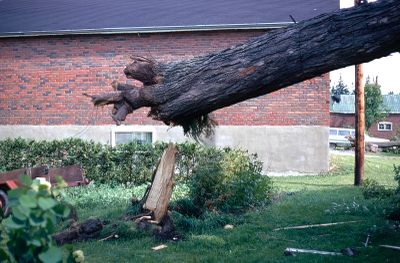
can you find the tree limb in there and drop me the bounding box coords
[86,0,400,134]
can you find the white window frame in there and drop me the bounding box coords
[377,122,392,131]
[111,125,157,147]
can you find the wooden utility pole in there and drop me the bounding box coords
[354,0,365,186]
[354,64,365,185]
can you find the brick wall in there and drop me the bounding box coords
[330,113,354,129]
[0,31,330,126]
[367,114,400,139]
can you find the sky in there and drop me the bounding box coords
[329,0,400,94]
[330,53,400,94]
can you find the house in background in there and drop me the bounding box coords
[330,94,400,140]
[0,0,339,174]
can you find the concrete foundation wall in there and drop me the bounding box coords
[0,125,329,174]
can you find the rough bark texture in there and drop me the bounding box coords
[87,0,400,128]
[53,218,103,245]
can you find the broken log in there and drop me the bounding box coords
[86,0,400,134]
[53,218,103,245]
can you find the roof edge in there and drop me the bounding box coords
[0,22,293,38]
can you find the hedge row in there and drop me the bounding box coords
[0,138,259,185]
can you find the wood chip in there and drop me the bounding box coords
[152,244,168,251]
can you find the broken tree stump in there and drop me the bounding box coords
[143,143,177,223]
[131,143,179,239]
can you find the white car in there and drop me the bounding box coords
[329,127,389,148]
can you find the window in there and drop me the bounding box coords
[377,122,392,131]
[329,129,337,136]
[111,126,155,146]
[338,130,351,136]
[115,131,152,145]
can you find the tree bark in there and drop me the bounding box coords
[86,0,400,129]
[53,218,103,245]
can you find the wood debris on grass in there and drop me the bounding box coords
[379,245,400,251]
[273,220,360,231]
[284,248,342,256]
[152,244,168,251]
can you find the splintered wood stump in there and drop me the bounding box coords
[130,143,178,240]
[143,143,177,223]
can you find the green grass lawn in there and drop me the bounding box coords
[66,154,400,262]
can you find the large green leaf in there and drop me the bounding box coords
[11,206,28,221]
[38,247,62,263]
[29,214,46,227]
[3,217,25,229]
[63,206,71,218]
[28,239,41,247]
[20,175,33,187]
[19,195,37,208]
[7,188,24,201]
[38,197,57,210]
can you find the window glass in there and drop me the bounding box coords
[115,132,152,145]
[378,122,392,131]
[329,129,337,135]
[338,130,350,136]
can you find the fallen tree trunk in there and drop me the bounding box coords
[53,218,103,245]
[86,0,400,133]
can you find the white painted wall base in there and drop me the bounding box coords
[0,125,329,174]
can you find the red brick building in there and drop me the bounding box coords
[0,0,338,173]
[330,94,400,140]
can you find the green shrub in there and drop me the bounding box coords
[0,139,274,211]
[169,198,203,218]
[188,148,273,213]
[0,176,75,263]
[362,178,393,199]
[0,138,166,185]
[381,145,400,154]
[389,165,400,220]
[364,165,400,220]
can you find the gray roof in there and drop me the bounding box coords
[0,0,339,37]
[330,94,400,114]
